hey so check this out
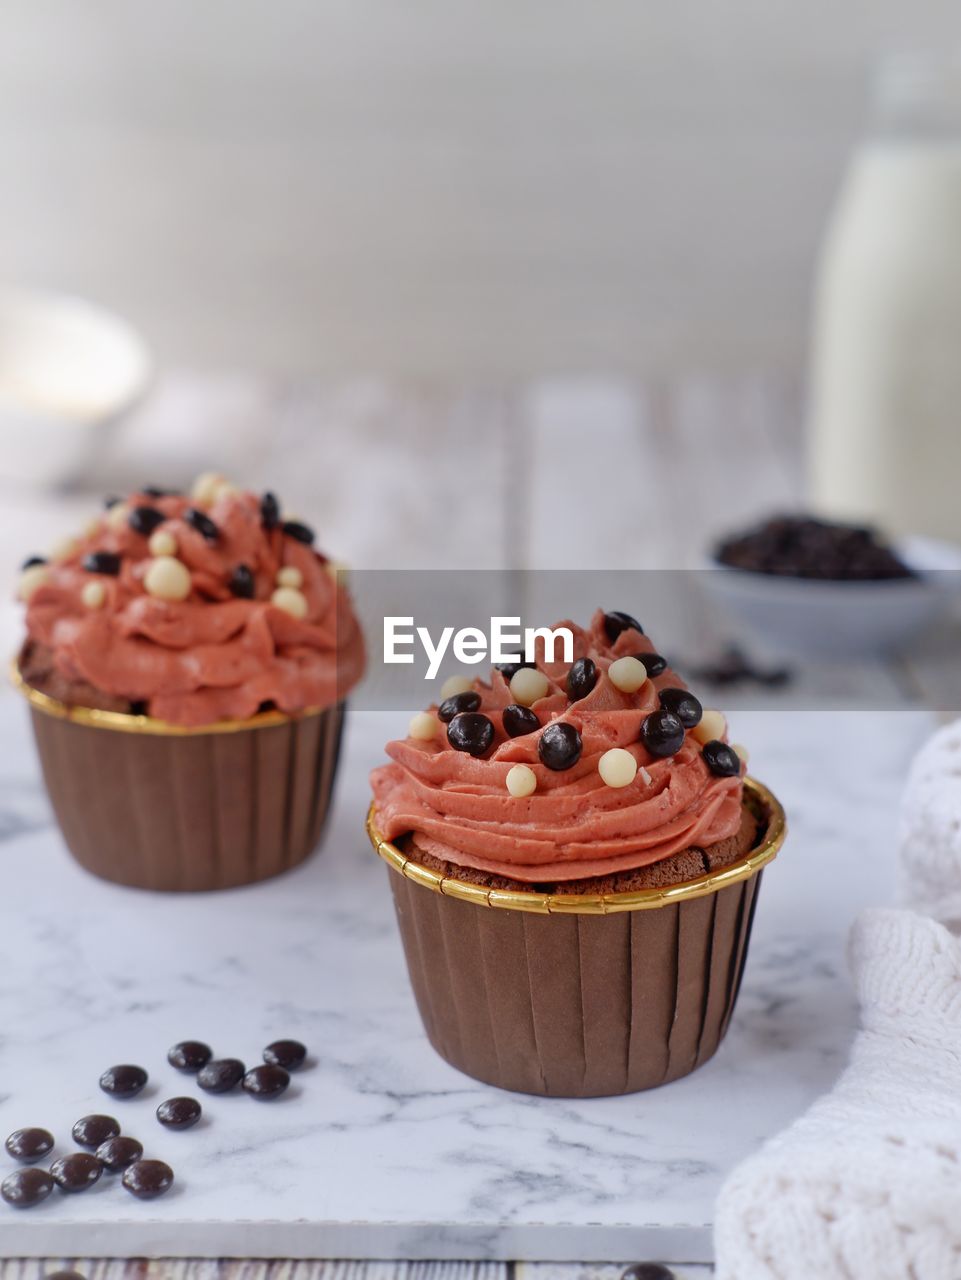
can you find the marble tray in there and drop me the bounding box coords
[0,694,932,1261]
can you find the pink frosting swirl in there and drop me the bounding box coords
[21,488,365,726]
[371,610,743,882]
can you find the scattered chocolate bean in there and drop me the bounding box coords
[702,740,742,777]
[82,551,122,576]
[99,1064,148,1099]
[72,1114,120,1149]
[128,506,166,538]
[5,1127,54,1163]
[620,1265,676,1280]
[438,691,481,723]
[21,555,47,570]
[96,1136,143,1172]
[263,1040,307,1071]
[229,564,255,599]
[243,1065,290,1100]
[185,507,220,542]
[637,652,667,678]
[45,1271,88,1280]
[538,722,583,771]
[282,519,315,545]
[640,710,685,758]
[687,645,793,690]
[260,491,280,530]
[167,1041,213,1073]
[603,611,644,642]
[142,486,176,498]
[121,1159,174,1200]
[156,1097,202,1130]
[494,660,537,681]
[50,1152,103,1193]
[658,687,703,728]
[446,712,495,757]
[197,1058,245,1094]
[502,704,540,737]
[1,1167,55,1208]
[566,657,598,702]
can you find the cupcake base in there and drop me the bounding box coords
[370,780,784,1097]
[24,688,345,892]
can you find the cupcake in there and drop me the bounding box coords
[13,476,365,891]
[368,608,785,1097]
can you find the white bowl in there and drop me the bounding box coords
[698,534,961,658]
[0,288,150,489]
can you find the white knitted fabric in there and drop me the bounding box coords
[714,720,961,1279]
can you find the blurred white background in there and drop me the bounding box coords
[2,0,958,379]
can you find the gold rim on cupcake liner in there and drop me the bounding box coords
[366,776,785,915]
[10,659,326,737]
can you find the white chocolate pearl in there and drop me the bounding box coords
[598,747,638,789]
[106,503,130,531]
[276,566,303,589]
[408,711,437,741]
[149,529,177,557]
[271,586,308,619]
[692,709,727,745]
[81,580,106,609]
[50,537,77,563]
[18,564,50,601]
[144,556,192,602]
[506,763,537,798]
[509,667,550,706]
[191,471,226,505]
[440,675,473,700]
[607,656,649,694]
[730,742,749,765]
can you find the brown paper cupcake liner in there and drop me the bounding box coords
[367,778,785,1097]
[14,665,345,892]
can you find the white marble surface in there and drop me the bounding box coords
[0,685,934,1261]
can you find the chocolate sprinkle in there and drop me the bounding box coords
[185,507,220,542]
[229,564,255,599]
[282,519,315,545]
[260,492,280,530]
[82,551,122,576]
[128,506,166,538]
[502,704,540,737]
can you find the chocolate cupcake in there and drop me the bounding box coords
[13,476,365,891]
[368,609,785,1097]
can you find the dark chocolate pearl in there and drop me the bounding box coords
[637,652,667,678]
[184,507,219,542]
[99,1064,148,1099]
[21,555,47,570]
[121,1159,174,1201]
[167,1040,213,1073]
[243,1065,290,1100]
[603,610,644,642]
[82,550,122,576]
[50,1152,103,1193]
[538,722,582,771]
[702,740,741,777]
[197,1058,245,1094]
[72,1114,120,1149]
[96,1135,143,1172]
[446,712,495,757]
[128,505,166,537]
[502,704,540,737]
[156,1097,202,1131]
[620,1265,676,1280]
[282,519,315,545]
[142,486,176,498]
[1,1167,55,1208]
[264,1039,307,1071]
[494,660,537,681]
[658,686,703,728]
[260,491,280,530]
[5,1127,54,1163]
[566,656,598,702]
[229,564,255,599]
[437,690,481,723]
[640,710,685,758]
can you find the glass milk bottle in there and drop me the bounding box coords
[808,56,961,542]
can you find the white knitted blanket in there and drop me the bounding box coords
[714,721,961,1280]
